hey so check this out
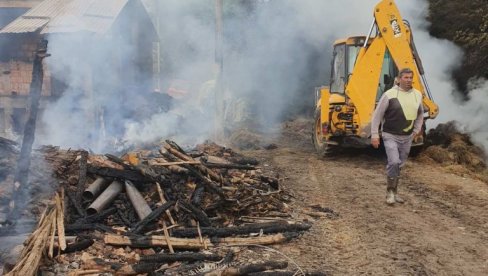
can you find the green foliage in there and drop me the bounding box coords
[428,0,488,92]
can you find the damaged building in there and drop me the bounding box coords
[0,0,160,141]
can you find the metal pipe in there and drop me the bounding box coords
[83,177,111,200]
[125,180,152,220]
[363,18,376,48]
[86,180,123,215]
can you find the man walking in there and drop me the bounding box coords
[371,68,424,205]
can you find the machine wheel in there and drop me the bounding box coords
[312,107,329,157]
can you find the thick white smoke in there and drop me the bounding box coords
[397,0,488,152]
[36,0,487,152]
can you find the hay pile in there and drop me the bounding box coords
[418,122,486,173]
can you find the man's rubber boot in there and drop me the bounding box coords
[386,177,396,205]
[393,177,405,203]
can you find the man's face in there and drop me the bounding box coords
[399,72,413,90]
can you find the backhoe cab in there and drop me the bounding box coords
[313,0,438,155]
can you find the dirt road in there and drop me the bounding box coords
[243,119,488,275]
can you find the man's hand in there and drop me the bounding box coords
[371,138,380,149]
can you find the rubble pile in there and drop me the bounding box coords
[1,139,318,275]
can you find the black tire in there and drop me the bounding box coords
[312,107,329,157]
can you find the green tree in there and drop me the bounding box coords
[428,0,488,93]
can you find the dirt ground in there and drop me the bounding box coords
[240,118,488,275]
[2,118,488,275]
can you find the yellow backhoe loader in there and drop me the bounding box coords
[313,0,439,155]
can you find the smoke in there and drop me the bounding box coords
[34,0,487,152]
[396,0,488,152]
[457,79,488,153]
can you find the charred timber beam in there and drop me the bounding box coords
[203,162,256,170]
[83,177,111,200]
[115,263,162,275]
[183,165,228,201]
[178,201,211,227]
[190,184,205,207]
[125,180,152,220]
[54,239,94,255]
[140,252,222,263]
[171,221,312,238]
[129,201,174,235]
[8,39,49,221]
[65,223,115,233]
[87,166,150,183]
[117,209,132,226]
[76,207,117,224]
[66,191,86,217]
[87,181,123,215]
[76,150,88,205]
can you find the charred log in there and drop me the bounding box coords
[65,223,115,233]
[87,166,150,183]
[129,201,175,235]
[54,239,94,255]
[203,162,256,170]
[8,39,49,221]
[76,151,88,206]
[66,187,86,218]
[190,184,205,207]
[75,207,117,224]
[171,221,312,238]
[140,252,222,263]
[116,263,163,275]
[178,201,212,227]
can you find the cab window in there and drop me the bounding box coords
[376,49,397,101]
[330,44,346,93]
[347,45,361,76]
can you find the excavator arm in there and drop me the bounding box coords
[346,0,439,131]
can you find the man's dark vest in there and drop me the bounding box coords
[382,87,422,135]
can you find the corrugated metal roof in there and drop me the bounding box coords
[0,0,132,34]
[22,0,67,19]
[1,17,49,33]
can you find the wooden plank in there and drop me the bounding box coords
[55,192,66,251]
[104,233,294,249]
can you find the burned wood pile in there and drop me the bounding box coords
[1,140,320,275]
